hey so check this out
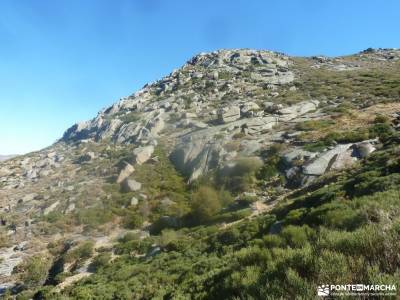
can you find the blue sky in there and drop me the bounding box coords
[0,0,399,154]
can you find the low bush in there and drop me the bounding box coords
[89,253,111,272]
[17,256,51,289]
[217,158,263,193]
[190,186,221,222]
[65,241,94,264]
[237,195,258,206]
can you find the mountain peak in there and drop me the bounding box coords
[61,48,294,144]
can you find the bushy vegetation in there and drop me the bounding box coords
[190,186,222,222]
[14,256,51,290]
[257,144,286,181]
[217,157,263,193]
[65,241,94,265]
[28,132,400,299]
[132,146,191,221]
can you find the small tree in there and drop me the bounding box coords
[217,158,263,193]
[191,186,221,222]
[159,229,178,248]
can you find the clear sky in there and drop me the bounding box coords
[0,0,399,154]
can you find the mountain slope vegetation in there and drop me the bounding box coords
[0,48,399,299]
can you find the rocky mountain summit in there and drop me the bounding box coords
[1,48,400,298]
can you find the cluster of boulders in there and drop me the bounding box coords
[171,99,322,181]
[115,145,155,193]
[359,48,400,61]
[283,140,377,185]
[0,150,64,190]
[57,49,302,182]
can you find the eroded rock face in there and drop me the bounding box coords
[0,243,25,278]
[170,135,224,182]
[303,144,353,176]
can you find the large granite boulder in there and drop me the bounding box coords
[117,163,135,184]
[218,106,241,123]
[133,145,154,165]
[121,179,142,192]
[303,144,352,176]
[353,141,376,158]
[242,116,279,135]
[278,100,320,121]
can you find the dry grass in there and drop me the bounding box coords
[301,102,400,140]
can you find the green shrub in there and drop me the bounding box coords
[218,189,234,207]
[284,208,307,225]
[18,256,51,289]
[120,112,141,123]
[373,114,390,124]
[263,235,285,248]
[325,130,369,143]
[90,253,111,271]
[317,250,351,284]
[303,140,330,152]
[368,123,393,141]
[122,211,143,229]
[217,228,241,245]
[65,241,94,263]
[280,225,314,248]
[232,132,246,139]
[191,186,221,222]
[159,229,180,248]
[217,158,262,193]
[237,195,258,206]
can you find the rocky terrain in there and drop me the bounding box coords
[1,48,400,299]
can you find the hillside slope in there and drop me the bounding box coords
[0,48,399,298]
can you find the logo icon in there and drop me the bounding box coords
[318,285,330,297]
